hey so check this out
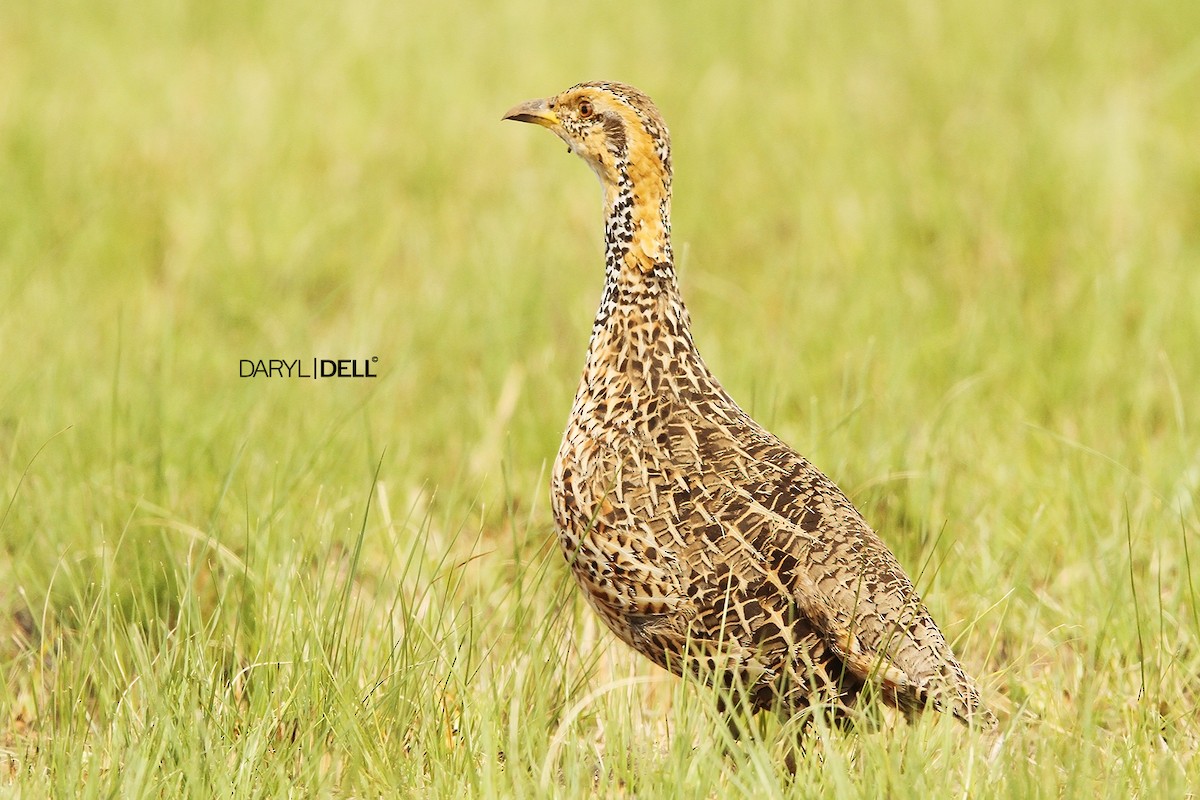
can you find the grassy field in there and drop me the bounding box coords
[3,0,1199,795]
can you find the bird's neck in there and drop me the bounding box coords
[601,161,674,281]
[581,165,700,393]
[594,163,684,320]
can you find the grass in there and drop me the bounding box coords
[2,0,1199,795]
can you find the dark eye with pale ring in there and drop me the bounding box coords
[578,100,594,119]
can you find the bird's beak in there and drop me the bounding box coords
[502,97,559,128]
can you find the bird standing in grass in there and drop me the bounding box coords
[504,82,995,729]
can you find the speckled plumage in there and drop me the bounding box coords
[504,82,995,727]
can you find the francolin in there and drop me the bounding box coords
[504,81,994,729]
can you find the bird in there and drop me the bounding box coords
[503,81,995,730]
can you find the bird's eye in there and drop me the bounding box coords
[578,100,594,119]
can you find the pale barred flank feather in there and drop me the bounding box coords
[505,82,995,728]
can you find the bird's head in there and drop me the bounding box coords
[503,82,672,196]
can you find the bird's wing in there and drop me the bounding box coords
[664,404,993,725]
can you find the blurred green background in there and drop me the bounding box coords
[2,0,1199,795]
